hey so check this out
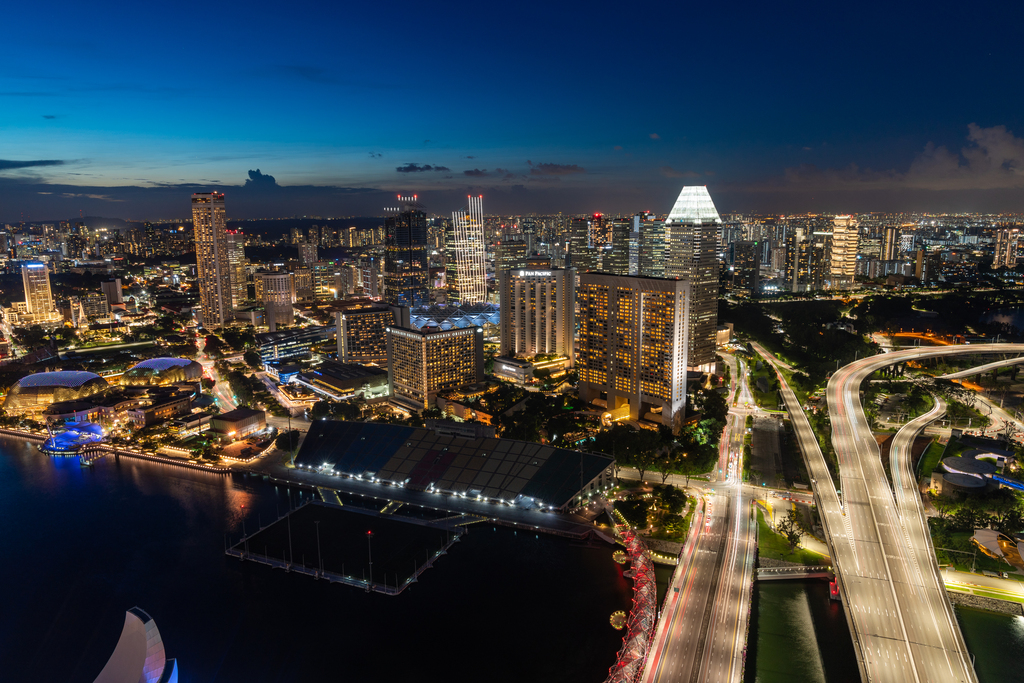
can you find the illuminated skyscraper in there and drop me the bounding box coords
[298,242,318,267]
[498,266,575,364]
[664,186,720,371]
[255,271,295,330]
[192,192,232,328]
[21,263,59,321]
[386,326,484,412]
[881,226,899,261]
[731,240,760,298]
[226,229,247,310]
[577,273,690,432]
[994,228,1020,269]
[829,215,859,289]
[446,195,487,304]
[384,199,429,308]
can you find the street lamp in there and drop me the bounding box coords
[366,530,374,589]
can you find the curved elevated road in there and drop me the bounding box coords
[940,354,1024,379]
[828,343,1024,683]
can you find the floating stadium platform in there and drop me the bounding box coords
[295,421,614,512]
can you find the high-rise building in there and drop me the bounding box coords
[498,266,575,364]
[664,186,720,371]
[786,228,828,292]
[22,263,58,319]
[568,215,602,271]
[225,229,247,310]
[446,195,487,304]
[577,273,690,431]
[881,226,899,261]
[384,206,429,308]
[732,241,760,298]
[290,227,304,245]
[312,262,336,300]
[386,326,484,412]
[994,228,1020,269]
[495,235,528,273]
[255,271,295,330]
[298,242,318,267]
[604,218,633,275]
[637,214,668,278]
[192,192,232,328]
[829,215,859,289]
[336,305,406,364]
[101,278,124,306]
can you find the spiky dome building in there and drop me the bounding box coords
[3,371,110,414]
[120,358,204,386]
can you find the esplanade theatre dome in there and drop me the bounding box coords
[121,357,203,386]
[3,371,109,414]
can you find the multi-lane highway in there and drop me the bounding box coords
[826,343,1024,682]
[642,353,756,683]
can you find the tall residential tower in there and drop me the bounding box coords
[192,192,232,328]
[446,195,487,304]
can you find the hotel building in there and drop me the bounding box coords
[386,326,484,412]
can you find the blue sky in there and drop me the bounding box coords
[2,0,1024,219]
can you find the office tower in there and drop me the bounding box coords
[498,266,575,364]
[637,214,667,278]
[568,216,601,271]
[732,240,760,298]
[496,235,528,274]
[22,263,59,320]
[292,266,314,301]
[881,226,899,261]
[336,306,406,364]
[577,273,690,432]
[192,192,232,328]
[445,195,487,304]
[312,262,336,300]
[664,186,720,371]
[299,242,318,267]
[290,227,304,245]
[994,228,1020,269]
[605,218,632,275]
[225,229,247,310]
[101,278,124,306]
[520,217,537,253]
[386,326,484,412]
[384,205,429,308]
[829,215,859,289]
[255,271,295,330]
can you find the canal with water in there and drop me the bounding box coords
[0,435,632,683]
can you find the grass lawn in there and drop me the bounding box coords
[917,440,945,478]
[756,509,829,566]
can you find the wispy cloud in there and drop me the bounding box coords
[660,166,701,179]
[396,163,450,173]
[649,133,660,140]
[527,161,585,176]
[0,159,64,171]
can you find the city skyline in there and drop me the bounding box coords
[3,2,1024,220]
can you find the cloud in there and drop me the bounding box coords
[396,163,450,173]
[659,166,701,179]
[527,161,586,176]
[0,159,65,171]
[765,124,1024,192]
[649,133,660,140]
[244,168,278,187]
[42,114,58,120]
[277,65,335,84]
[463,169,489,177]
[613,145,623,151]
[60,192,124,202]
[368,152,382,158]
[464,155,476,159]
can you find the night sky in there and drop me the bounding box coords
[2,0,1023,219]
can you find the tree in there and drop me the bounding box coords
[634,451,656,482]
[201,377,215,392]
[275,430,301,451]
[776,509,802,549]
[243,349,261,369]
[310,401,332,420]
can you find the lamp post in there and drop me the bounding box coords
[366,530,374,589]
[315,520,322,576]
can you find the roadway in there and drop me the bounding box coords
[826,343,1024,683]
[641,352,757,683]
[940,355,1024,379]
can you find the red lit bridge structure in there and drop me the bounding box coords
[605,527,657,683]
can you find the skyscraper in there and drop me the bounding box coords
[732,240,760,298]
[829,215,859,289]
[255,271,295,330]
[604,218,633,275]
[994,228,1020,269]
[386,326,484,412]
[577,273,690,432]
[22,263,59,320]
[498,266,575,364]
[664,186,720,371]
[225,229,247,310]
[495,235,528,273]
[568,215,602,271]
[446,195,487,304]
[881,226,899,261]
[101,278,124,306]
[192,192,232,328]
[384,202,429,308]
[637,213,668,278]
[298,242,318,267]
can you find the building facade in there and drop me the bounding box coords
[829,215,859,289]
[20,263,61,324]
[225,229,247,310]
[446,195,487,304]
[577,273,690,432]
[994,228,1020,269]
[498,266,575,364]
[336,305,402,364]
[192,192,232,328]
[255,271,295,329]
[386,326,484,412]
[384,208,430,308]
[664,186,719,371]
[731,240,760,297]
